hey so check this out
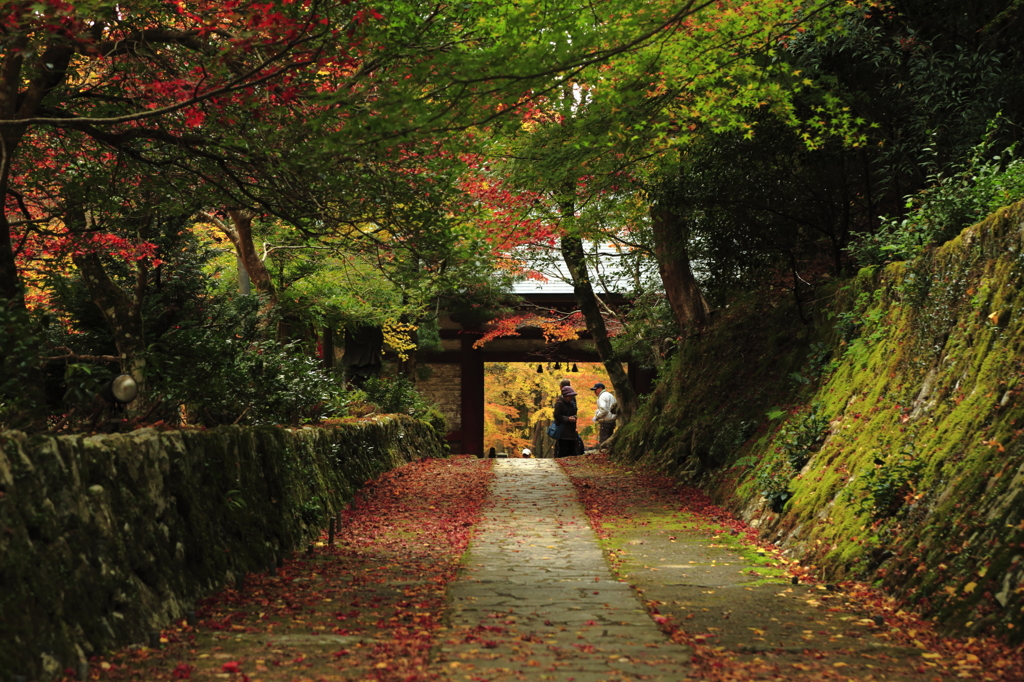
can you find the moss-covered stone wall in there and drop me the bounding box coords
[0,416,445,680]
[615,201,1024,643]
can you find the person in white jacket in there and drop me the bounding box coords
[591,383,617,444]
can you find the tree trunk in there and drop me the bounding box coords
[227,209,277,299]
[202,209,277,301]
[1,120,45,417]
[201,208,302,340]
[72,250,148,400]
[560,235,638,424]
[0,33,74,307]
[649,205,710,332]
[0,128,27,307]
[322,326,335,371]
[0,213,22,307]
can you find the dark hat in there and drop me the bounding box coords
[561,385,577,397]
[591,383,605,390]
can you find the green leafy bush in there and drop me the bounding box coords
[853,446,925,521]
[360,376,447,434]
[754,446,794,514]
[151,334,338,426]
[754,404,830,513]
[60,363,108,412]
[0,304,45,428]
[146,296,341,426]
[776,403,830,471]
[851,122,1024,265]
[299,495,325,525]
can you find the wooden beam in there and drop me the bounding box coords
[419,349,603,363]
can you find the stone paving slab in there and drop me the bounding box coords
[437,459,691,681]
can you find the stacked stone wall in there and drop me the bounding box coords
[0,417,445,680]
[417,363,461,430]
[614,201,1024,642]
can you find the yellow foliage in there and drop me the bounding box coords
[382,322,418,361]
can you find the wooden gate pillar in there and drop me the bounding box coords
[460,336,485,456]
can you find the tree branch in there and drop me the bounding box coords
[1,30,324,127]
[43,347,121,364]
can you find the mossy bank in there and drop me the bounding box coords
[615,201,1024,643]
[0,416,445,681]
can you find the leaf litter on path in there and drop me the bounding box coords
[74,456,494,682]
[60,452,1024,682]
[560,453,1024,682]
[435,459,691,681]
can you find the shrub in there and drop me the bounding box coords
[146,296,342,426]
[852,445,925,521]
[851,121,1024,265]
[755,404,830,513]
[773,403,830,472]
[0,304,45,428]
[150,333,339,426]
[755,446,794,514]
[361,376,447,434]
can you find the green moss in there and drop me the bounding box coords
[598,509,789,584]
[614,200,1024,643]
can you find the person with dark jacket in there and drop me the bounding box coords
[553,385,579,458]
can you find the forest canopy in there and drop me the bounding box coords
[3,0,1023,432]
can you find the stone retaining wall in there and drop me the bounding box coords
[0,417,445,680]
[614,201,1024,643]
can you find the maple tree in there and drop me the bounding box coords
[1,0,331,304]
[448,0,851,427]
[0,0,722,412]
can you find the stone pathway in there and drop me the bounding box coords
[436,459,691,681]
